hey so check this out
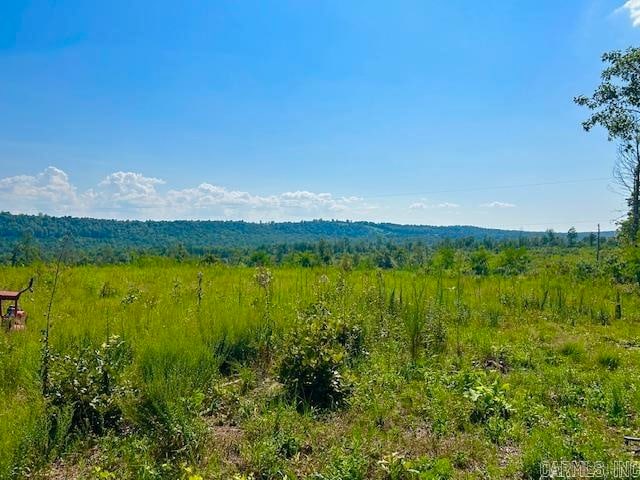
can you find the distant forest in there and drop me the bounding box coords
[0,211,614,265]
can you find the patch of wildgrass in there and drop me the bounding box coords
[557,341,585,361]
[521,428,570,480]
[595,349,621,371]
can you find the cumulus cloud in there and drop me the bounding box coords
[620,0,640,26]
[0,166,374,220]
[480,201,516,208]
[409,201,459,210]
[92,172,166,208]
[0,166,79,214]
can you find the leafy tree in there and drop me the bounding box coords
[376,250,395,270]
[567,227,578,247]
[469,247,490,275]
[494,247,530,276]
[249,250,272,266]
[543,229,557,246]
[11,231,41,266]
[433,245,455,270]
[168,242,188,262]
[317,239,332,265]
[575,47,640,242]
[614,138,640,242]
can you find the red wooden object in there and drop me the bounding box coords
[1,278,33,331]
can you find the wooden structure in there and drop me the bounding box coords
[1,278,33,331]
[625,435,640,455]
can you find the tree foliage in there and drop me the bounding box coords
[574,47,640,142]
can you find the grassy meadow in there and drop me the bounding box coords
[1,251,640,479]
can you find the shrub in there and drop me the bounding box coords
[45,335,132,436]
[469,248,490,276]
[494,247,530,276]
[575,261,597,281]
[277,325,351,409]
[277,303,360,409]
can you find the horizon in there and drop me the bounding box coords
[2,1,640,230]
[0,210,616,234]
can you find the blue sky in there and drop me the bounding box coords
[1,0,639,230]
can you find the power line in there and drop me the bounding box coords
[349,177,610,199]
[488,220,613,229]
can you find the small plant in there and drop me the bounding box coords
[485,306,502,328]
[99,282,117,298]
[93,466,117,479]
[608,384,627,426]
[121,286,141,306]
[318,448,368,480]
[484,416,510,445]
[424,307,448,355]
[464,378,514,424]
[378,452,454,479]
[403,302,426,363]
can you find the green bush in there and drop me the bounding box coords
[277,303,360,409]
[45,335,132,436]
[494,247,530,276]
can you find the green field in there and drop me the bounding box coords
[1,252,639,479]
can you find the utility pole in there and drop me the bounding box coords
[596,224,601,264]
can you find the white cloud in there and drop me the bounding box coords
[621,0,640,26]
[480,201,516,208]
[0,166,79,214]
[0,166,374,220]
[409,201,459,210]
[166,185,366,218]
[94,171,166,207]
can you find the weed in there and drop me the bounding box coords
[596,350,621,370]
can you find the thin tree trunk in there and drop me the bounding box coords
[634,137,640,244]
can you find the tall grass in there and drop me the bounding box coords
[0,261,638,478]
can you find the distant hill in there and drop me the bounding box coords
[0,212,613,253]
